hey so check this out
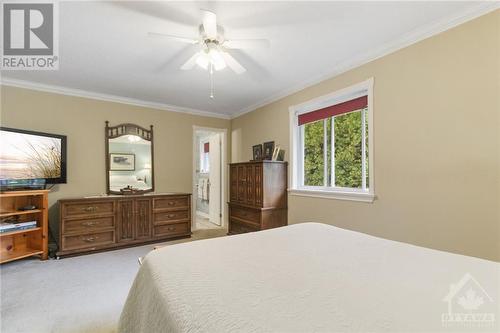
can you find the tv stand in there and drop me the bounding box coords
[0,190,49,264]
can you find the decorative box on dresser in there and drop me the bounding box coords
[57,193,191,257]
[228,161,288,234]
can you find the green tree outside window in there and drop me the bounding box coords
[303,108,368,189]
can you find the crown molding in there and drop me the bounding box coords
[0,78,232,120]
[231,2,499,119]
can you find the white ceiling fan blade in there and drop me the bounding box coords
[202,10,217,39]
[148,32,198,44]
[180,53,199,70]
[220,51,246,74]
[224,39,270,50]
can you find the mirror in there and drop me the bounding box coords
[105,122,154,194]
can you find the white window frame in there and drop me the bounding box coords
[199,139,210,174]
[289,78,375,203]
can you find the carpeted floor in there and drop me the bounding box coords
[0,228,227,333]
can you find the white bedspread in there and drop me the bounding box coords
[119,223,500,332]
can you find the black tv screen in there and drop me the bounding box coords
[0,127,67,184]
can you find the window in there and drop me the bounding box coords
[200,141,210,173]
[290,78,374,202]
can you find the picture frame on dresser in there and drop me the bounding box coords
[252,144,263,161]
[263,141,275,160]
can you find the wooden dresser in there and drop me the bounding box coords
[228,161,287,234]
[57,193,191,257]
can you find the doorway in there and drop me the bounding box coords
[192,126,227,232]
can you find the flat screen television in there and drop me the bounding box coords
[0,127,67,184]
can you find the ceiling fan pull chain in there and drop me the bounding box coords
[209,63,215,99]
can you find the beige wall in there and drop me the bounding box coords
[0,86,231,234]
[231,11,500,261]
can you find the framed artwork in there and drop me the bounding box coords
[277,149,285,161]
[252,144,263,161]
[263,141,275,160]
[272,145,281,161]
[110,153,135,171]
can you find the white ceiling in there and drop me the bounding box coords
[1,1,495,118]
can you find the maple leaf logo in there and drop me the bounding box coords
[457,289,484,310]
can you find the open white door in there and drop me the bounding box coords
[208,133,221,225]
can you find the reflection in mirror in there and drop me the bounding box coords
[109,136,152,192]
[105,122,154,194]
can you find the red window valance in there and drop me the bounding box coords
[204,142,210,153]
[298,95,367,126]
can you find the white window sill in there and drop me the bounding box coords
[288,188,376,203]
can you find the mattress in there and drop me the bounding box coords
[119,223,500,332]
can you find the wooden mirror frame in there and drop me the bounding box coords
[105,121,155,195]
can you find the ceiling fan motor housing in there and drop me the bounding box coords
[199,24,225,44]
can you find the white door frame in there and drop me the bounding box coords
[192,126,228,231]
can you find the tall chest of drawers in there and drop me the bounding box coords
[57,193,191,257]
[228,161,288,234]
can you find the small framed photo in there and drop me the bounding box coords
[277,149,285,161]
[272,145,281,161]
[263,141,275,160]
[252,144,263,161]
[110,153,135,171]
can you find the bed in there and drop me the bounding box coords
[109,174,150,192]
[119,223,500,332]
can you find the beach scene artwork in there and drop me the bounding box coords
[0,130,62,180]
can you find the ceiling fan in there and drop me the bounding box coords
[149,9,270,98]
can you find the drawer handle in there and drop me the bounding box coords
[167,214,175,218]
[82,236,98,242]
[167,227,176,231]
[168,202,175,206]
[83,206,98,212]
[82,221,98,227]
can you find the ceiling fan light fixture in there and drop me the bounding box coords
[150,9,265,77]
[196,48,226,71]
[196,51,210,70]
[150,9,259,98]
[209,49,226,71]
[213,61,226,71]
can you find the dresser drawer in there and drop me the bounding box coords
[62,231,115,251]
[153,222,190,238]
[230,206,261,225]
[229,220,259,234]
[153,196,189,210]
[63,201,114,217]
[62,216,114,234]
[154,210,189,224]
